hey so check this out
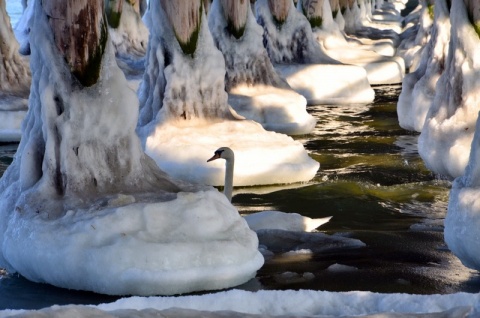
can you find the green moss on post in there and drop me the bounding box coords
[174,4,202,57]
[466,6,480,38]
[308,16,322,28]
[176,24,201,56]
[105,0,122,28]
[301,4,322,28]
[474,22,480,37]
[272,14,286,26]
[106,10,121,28]
[268,0,290,28]
[72,20,108,87]
[226,18,246,39]
[427,4,434,20]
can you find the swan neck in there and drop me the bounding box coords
[224,158,234,202]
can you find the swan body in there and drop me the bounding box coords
[207,147,331,232]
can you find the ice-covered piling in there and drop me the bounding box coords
[0,0,263,296]
[418,0,480,179]
[209,0,316,135]
[256,0,374,104]
[137,0,319,186]
[106,0,149,59]
[0,0,30,142]
[397,0,450,132]
[302,0,405,85]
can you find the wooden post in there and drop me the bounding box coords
[268,0,290,25]
[330,0,340,17]
[339,0,348,14]
[203,0,211,14]
[301,0,324,28]
[43,0,107,87]
[221,0,249,38]
[465,0,480,36]
[0,0,30,95]
[161,0,202,56]
[126,0,140,14]
[105,0,123,28]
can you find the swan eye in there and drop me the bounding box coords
[215,150,224,156]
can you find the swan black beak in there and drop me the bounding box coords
[207,153,220,162]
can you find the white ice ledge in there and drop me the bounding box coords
[2,190,263,296]
[144,118,320,187]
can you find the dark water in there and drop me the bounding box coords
[234,87,480,295]
[0,86,479,310]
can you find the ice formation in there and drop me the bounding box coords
[395,0,433,72]
[444,0,480,274]
[106,0,149,60]
[255,0,374,105]
[244,211,332,232]
[0,0,30,142]
[208,0,316,135]
[12,0,34,56]
[137,0,319,187]
[418,0,480,179]
[0,0,263,296]
[304,0,405,85]
[1,290,478,317]
[342,0,402,50]
[446,116,480,272]
[105,0,149,92]
[336,0,397,57]
[255,229,366,254]
[397,0,450,132]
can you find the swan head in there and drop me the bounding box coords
[207,147,235,162]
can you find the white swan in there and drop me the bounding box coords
[207,147,331,232]
[207,147,235,202]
